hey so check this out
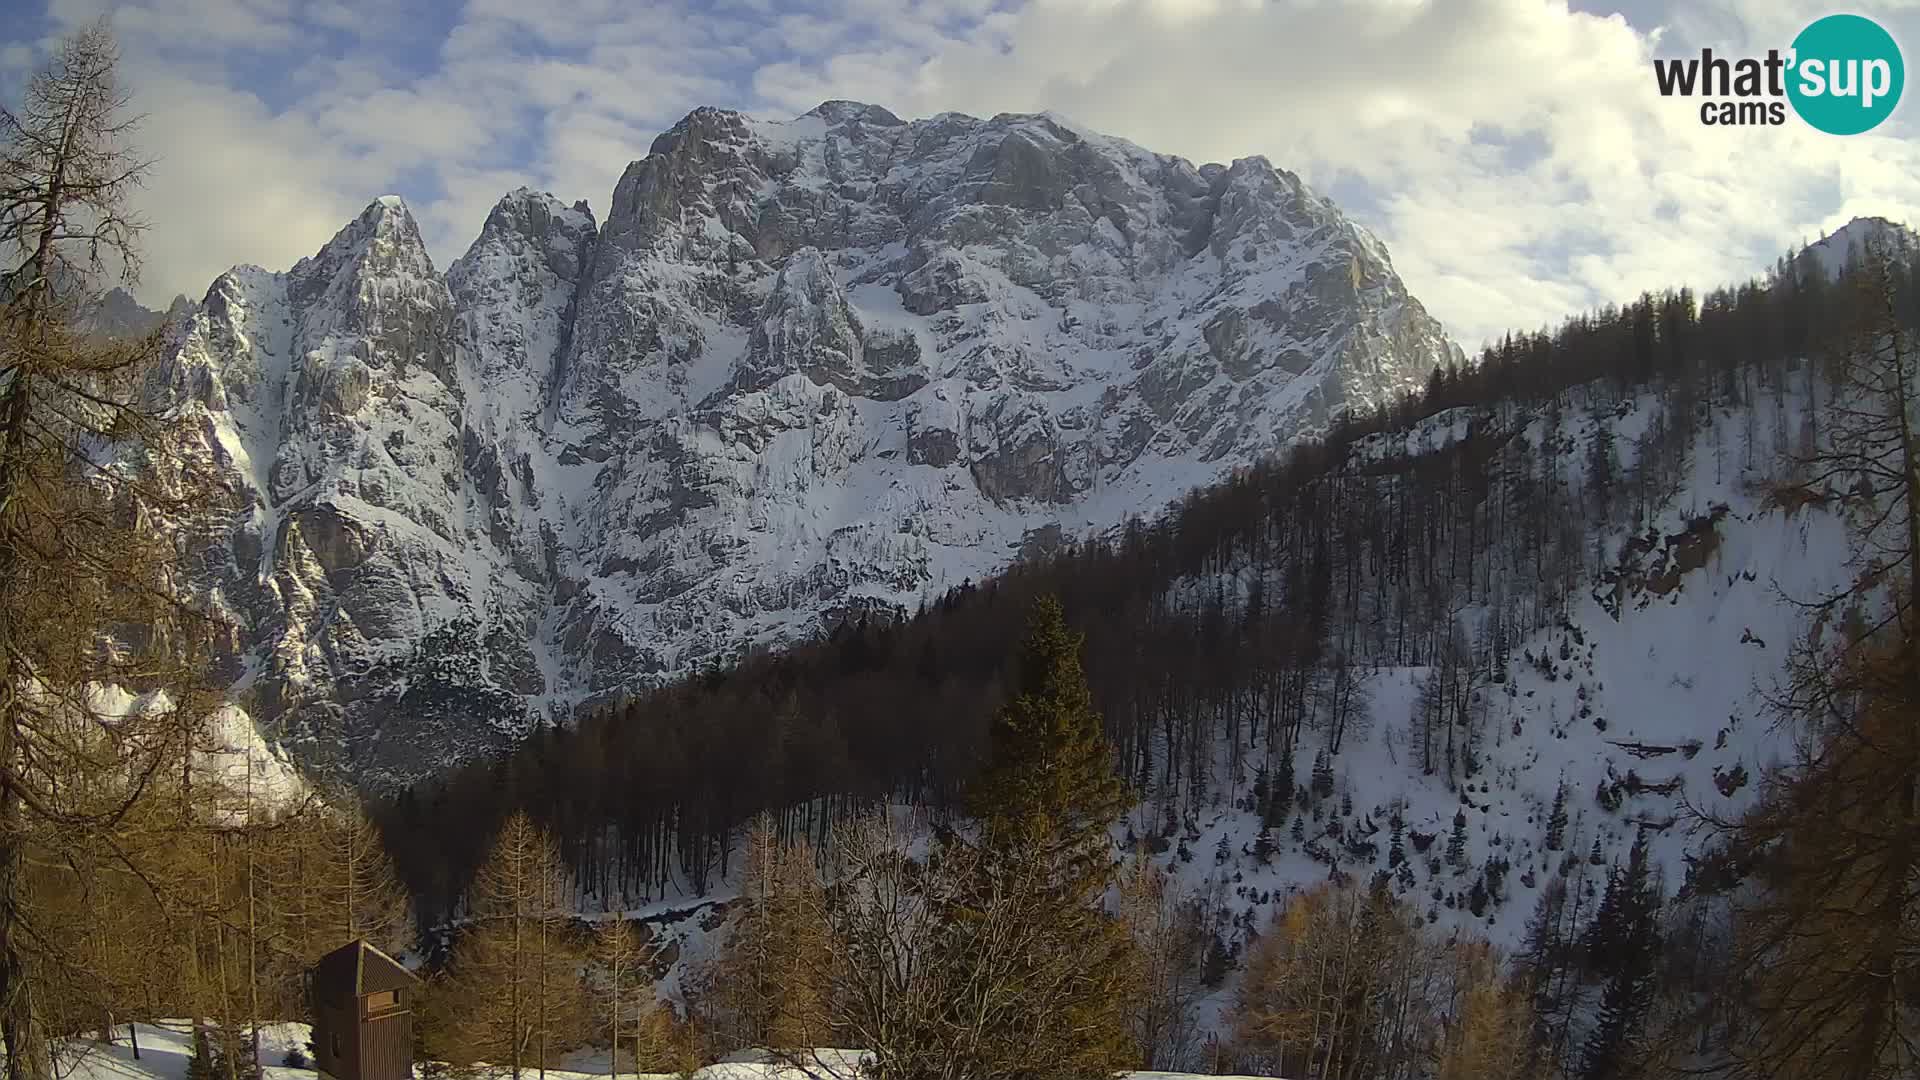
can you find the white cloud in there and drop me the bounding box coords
[10,0,1919,347]
[744,0,1920,344]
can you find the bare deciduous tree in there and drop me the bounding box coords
[1116,855,1205,1070]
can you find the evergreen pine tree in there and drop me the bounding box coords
[950,596,1137,1077]
[1546,780,1569,852]
[1311,751,1335,800]
[1274,750,1296,815]
[1388,813,1407,870]
[968,595,1131,894]
[1448,810,1470,869]
[1261,787,1287,831]
[1587,406,1618,513]
[1521,874,1569,985]
[1578,833,1660,1080]
[1201,932,1231,989]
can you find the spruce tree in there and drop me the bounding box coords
[1546,779,1569,852]
[1587,407,1617,513]
[1261,794,1286,832]
[1447,810,1470,869]
[1521,874,1569,992]
[948,595,1137,1078]
[968,595,1130,893]
[1578,833,1659,1079]
[1311,750,1335,800]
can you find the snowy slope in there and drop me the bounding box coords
[1121,379,1858,995]
[624,375,1857,1039]
[158,102,1462,786]
[1800,215,1916,279]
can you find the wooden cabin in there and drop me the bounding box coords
[310,940,419,1080]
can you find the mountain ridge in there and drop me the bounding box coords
[159,100,1463,785]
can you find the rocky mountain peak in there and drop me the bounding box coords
[465,189,598,278]
[281,196,452,386]
[162,102,1464,787]
[804,100,905,126]
[294,196,433,283]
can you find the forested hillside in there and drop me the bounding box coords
[379,231,1916,904]
[374,211,1920,1075]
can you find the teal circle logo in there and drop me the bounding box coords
[1787,14,1904,135]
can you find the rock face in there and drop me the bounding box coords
[160,103,1461,787]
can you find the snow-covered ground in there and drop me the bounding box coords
[59,1024,1278,1080]
[59,1024,312,1080]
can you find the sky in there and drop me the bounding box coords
[2,0,1917,349]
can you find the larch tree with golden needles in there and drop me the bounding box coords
[707,815,832,1057]
[588,917,643,1079]
[1434,942,1535,1080]
[424,812,588,1080]
[305,803,413,961]
[0,19,220,1080]
[1230,880,1421,1080]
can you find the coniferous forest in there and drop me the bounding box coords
[9,18,1920,1080]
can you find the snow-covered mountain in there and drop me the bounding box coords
[158,101,1461,785]
[1799,215,1915,279]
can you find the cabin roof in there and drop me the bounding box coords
[313,939,419,1001]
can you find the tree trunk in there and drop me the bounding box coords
[607,945,620,1080]
[247,773,261,1073]
[0,368,47,1080]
